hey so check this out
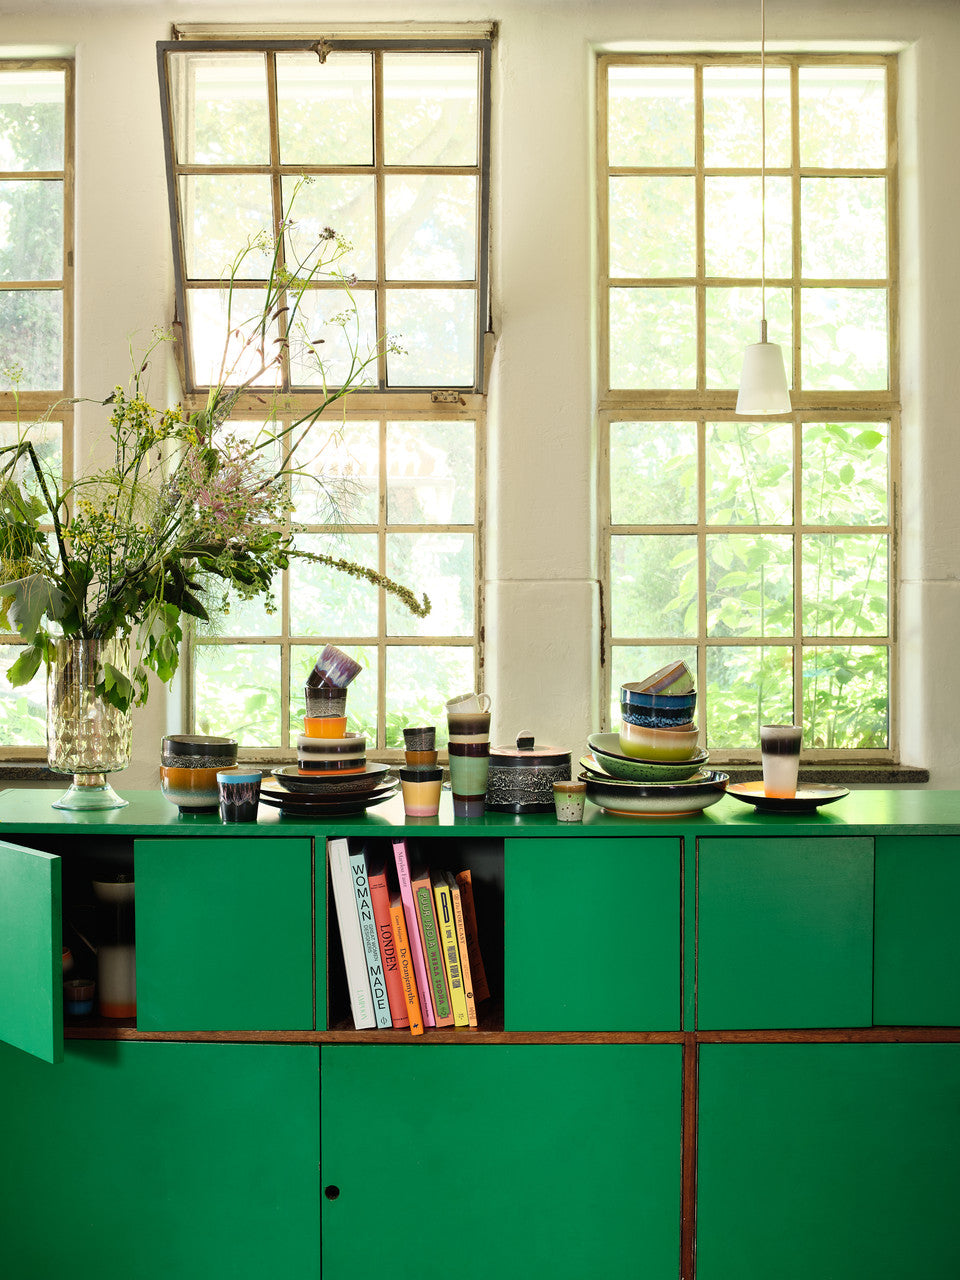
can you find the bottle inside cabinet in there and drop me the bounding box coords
[325,834,504,1036]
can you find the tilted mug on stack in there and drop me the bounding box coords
[299,644,363,775]
[445,692,492,818]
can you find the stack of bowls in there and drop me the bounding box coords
[400,726,442,817]
[297,728,366,775]
[619,682,699,761]
[160,735,238,813]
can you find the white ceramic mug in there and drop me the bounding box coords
[445,691,492,714]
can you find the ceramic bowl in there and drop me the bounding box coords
[583,770,728,817]
[620,685,697,728]
[303,716,348,739]
[619,719,701,761]
[272,762,392,795]
[296,732,366,773]
[161,734,238,770]
[160,764,221,813]
[586,734,709,782]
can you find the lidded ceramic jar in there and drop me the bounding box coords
[485,731,571,813]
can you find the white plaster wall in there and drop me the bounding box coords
[2,0,959,785]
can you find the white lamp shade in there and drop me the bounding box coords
[736,339,791,415]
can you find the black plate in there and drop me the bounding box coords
[259,784,399,816]
[271,763,393,794]
[725,782,849,813]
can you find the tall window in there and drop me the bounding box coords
[0,59,74,754]
[159,38,490,752]
[598,56,897,758]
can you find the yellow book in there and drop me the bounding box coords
[432,872,469,1027]
[444,870,477,1027]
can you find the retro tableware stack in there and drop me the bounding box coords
[399,725,442,817]
[580,662,728,816]
[446,692,492,818]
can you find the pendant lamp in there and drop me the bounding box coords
[736,0,791,415]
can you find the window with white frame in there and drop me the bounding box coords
[0,59,74,753]
[158,36,490,752]
[598,55,897,757]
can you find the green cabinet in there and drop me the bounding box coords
[874,835,960,1025]
[0,1038,321,1280]
[504,837,681,1030]
[696,1043,960,1279]
[0,838,62,1063]
[320,1042,682,1280]
[697,837,874,1029]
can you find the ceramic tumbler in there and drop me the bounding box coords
[403,725,436,751]
[760,724,802,799]
[448,744,490,818]
[553,780,587,823]
[217,770,263,822]
[399,766,443,817]
[305,685,348,719]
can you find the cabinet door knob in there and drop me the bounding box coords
[324,1185,340,1201]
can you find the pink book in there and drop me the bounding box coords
[392,838,436,1027]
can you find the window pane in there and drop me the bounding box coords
[186,288,278,388]
[610,644,697,729]
[0,290,61,390]
[802,644,888,748]
[386,645,474,748]
[291,420,379,525]
[289,533,379,636]
[706,533,793,637]
[276,52,373,166]
[706,286,792,390]
[290,644,377,741]
[704,176,791,279]
[609,421,697,525]
[609,176,695,278]
[386,421,475,524]
[0,418,62,493]
[194,643,282,747]
[801,178,886,279]
[703,66,790,169]
[801,422,888,525]
[287,288,379,389]
[608,66,694,166]
[802,534,888,637]
[179,175,274,279]
[0,69,65,171]
[801,287,887,391]
[282,174,376,282]
[383,53,479,166]
[171,52,269,165]
[386,532,473,637]
[385,175,477,281]
[386,288,476,386]
[705,645,794,750]
[706,421,793,525]
[799,66,886,169]
[0,646,46,747]
[610,287,696,389]
[0,180,63,281]
[611,534,697,638]
[196,584,279,639]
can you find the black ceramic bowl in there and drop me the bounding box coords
[161,734,238,770]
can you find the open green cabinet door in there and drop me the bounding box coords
[0,839,63,1063]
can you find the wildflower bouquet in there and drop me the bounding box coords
[0,194,429,712]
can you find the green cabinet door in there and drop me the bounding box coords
[697,1043,960,1279]
[875,835,960,1025]
[505,837,681,1030]
[321,1043,681,1280]
[697,837,874,1029]
[0,1039,320,1280]
[135,837,314,1030]
[0,838,62,1063]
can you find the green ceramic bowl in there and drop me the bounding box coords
[586,733,709,782]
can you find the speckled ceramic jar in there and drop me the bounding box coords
[485,732,571,813]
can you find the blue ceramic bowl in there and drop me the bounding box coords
[621,702,696,728]
[620,683,697,713]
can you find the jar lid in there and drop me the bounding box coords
[490,730,571,768]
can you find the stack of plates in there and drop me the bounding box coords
[260,763,399,816]
[581,734,727,816]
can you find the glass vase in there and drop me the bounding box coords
[47,635,132,810]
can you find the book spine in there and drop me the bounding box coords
[433,875,469,1027]
[389,893,424,1036]
[445,871,478,1027]
[327,838,375,1029]
[392,839,436,1026]
[349,849,392,1029]
[368,865,410,1029]
[455,868,490,1002]
[414,875,453,1026]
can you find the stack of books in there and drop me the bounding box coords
[328,837,490,1033]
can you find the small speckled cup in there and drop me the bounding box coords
[553,780,587,823]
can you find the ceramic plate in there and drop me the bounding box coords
[259,780,399,815]
[580,756,712,788]
[272,763,393,794]
[586,733,709,782]
[583,771,728,816]
[725,782,850,813]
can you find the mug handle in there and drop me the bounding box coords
[478,693,492,711]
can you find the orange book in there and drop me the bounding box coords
[368,857,409,1029]
[455,868,490,1003]
[389,892,424,1036]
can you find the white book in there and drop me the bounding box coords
[327,837,375,1030]
[350,846,393,1029]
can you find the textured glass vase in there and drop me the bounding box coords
[47,635,132,810]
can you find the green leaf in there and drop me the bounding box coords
[0,575,66,640]
[839,463,855,484]
[7,641,45,686]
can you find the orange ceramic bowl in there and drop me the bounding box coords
[160,764,221,813]
[303,716,348,738]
